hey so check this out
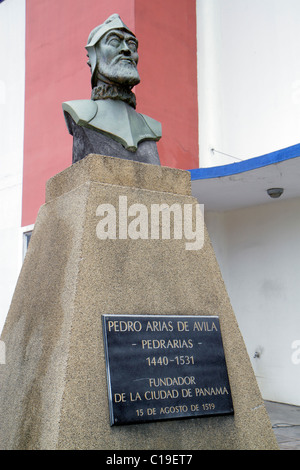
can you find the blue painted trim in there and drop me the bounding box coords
[189,143,300,181]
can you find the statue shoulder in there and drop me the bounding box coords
[139,114,162,139]
[62,100,98,127]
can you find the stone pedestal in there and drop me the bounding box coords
[0,154,278,450]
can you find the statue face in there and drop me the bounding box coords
[96,29,140,88]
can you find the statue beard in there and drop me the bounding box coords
[97,60,140,89]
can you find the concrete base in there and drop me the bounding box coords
[0,154,278,450]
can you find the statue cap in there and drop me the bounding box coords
[86,14,135,49]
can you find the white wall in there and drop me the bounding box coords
[0,0,26,333]
[197,0,300,407]
[197,0,300,167]
[205,197,300,406]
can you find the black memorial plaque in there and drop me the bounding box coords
[102,314,234,425]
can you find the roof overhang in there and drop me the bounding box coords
[189,143,300,211]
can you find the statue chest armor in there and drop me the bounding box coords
[62,99,162,153]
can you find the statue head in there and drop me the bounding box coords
[86,14,140,90]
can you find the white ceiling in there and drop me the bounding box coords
[191,155,300,212]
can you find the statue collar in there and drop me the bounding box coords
[62,99,161,152]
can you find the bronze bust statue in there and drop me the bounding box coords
[63,14,162,165]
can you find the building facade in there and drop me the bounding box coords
[1,0,300,405]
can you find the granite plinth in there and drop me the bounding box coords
[0,154,278,450]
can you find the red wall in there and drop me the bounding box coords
[22,0,198,226]
[135,0,198,170]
